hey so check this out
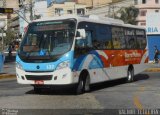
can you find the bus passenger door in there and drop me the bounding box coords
[75,31,93,58]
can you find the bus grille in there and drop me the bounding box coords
[25,75,52,80]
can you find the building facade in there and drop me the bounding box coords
[47,2,87,17]
[135,0,160,61]
[146,13,160,61]
[34,0,48,18]
[76,0,112,8]
[87,0,134,17]
[6,0,19,35]
[135,0,160,27]
[0,0,6,7]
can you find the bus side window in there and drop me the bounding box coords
[136,30,146,49]
[128,38,135,48]
[113,38,121,49]
[86,31,92,47]
[93,40,100,49]
[106,41,112,49]
[112,27,125,49]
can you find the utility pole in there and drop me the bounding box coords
[14,10,29,24]
[91,0,93,8]
[30,0,33,21]
[19,0,34,21]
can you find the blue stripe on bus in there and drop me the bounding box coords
[73,55,86,71]
[73,50,104,71]
[89,50,104,67]
[88,56,103,69]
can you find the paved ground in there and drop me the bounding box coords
[2,62,16,75]
[0,72,160,115]
[1,59,160,114]
[0,56,15,75]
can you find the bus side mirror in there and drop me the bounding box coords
[76,29,86,40]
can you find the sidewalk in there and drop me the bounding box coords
[145,63,160,72]
[0,57,16,79]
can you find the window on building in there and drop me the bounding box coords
[155,0,159,4]
[77,9,85,15]
[140,22,146,26]
[155,10,159,12]
[55,8,64,15]
[142,0,146,4]
[134,0,138,5]
[140,10,147,16]
[67,10,73,14]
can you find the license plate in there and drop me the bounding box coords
[35,80,44,85]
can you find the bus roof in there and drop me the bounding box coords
[33,15,145,30]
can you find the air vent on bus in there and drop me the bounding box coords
[25,75,52,80]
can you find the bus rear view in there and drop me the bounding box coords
[16,18,77,93]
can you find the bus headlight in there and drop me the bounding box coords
[16,62,23,70]
[56,61,70,70]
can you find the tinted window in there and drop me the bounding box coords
[112,27,126,49]
[77,22,112,50]
[94,24,112,49]
[77,22,95,48]
[136,29,146,49]
[124,29,137,49]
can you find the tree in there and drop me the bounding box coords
[4,28,16,46]
[115,6,139,25]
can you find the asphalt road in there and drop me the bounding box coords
[0,72,160,115]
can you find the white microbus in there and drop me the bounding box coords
[16,15,148,94]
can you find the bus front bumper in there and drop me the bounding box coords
[16,67,77,85]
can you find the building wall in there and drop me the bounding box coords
[77,0,112,8]
[0,15,7,30]
[0,0,7,31]
[76,0,126,7]
[146,13,160,61]
[0,0,5,7]
[135,0,160,61]
[135,0,160,27]
[34,0,48,18]
[6,0,19,8]
[148,35,160,61]
[87,0,134,17]
[47,2,87,17]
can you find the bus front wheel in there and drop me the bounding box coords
[76,72,90,94]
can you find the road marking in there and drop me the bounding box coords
[139,86,145,92]
[133,86,151,115]
[133,95,143,110]
[133,86,145,110]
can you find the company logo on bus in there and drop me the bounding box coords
[36,65,40,69]
[125,52,141,61]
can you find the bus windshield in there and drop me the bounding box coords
[18,19,76,62]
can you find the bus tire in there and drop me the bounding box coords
[76,77,84,94]
[84,73,90,92]
[126,68,134,83]
[76,71,90,94]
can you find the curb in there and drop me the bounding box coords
[0,74,16,79]
[145,68,160,72]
